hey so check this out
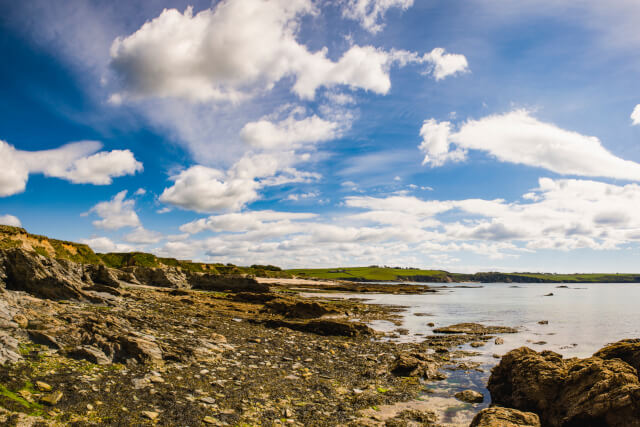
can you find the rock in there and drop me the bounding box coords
[12,314,28,328]
[128,266,189,289]
[117,335,163,363]
[36,381,52,391]
[488,346,640,426]
[495,337,505,345]
[544,293,554,296]
[189,273,269,293]
[427,322,435,327]
[203,416,219,424]
[85,264,121,288]
[538,320,549,325]
[433,323,517,334]
[210,333,227,344]
[391,353,445,380]
[470,341,485,348]
[68,345,111,365]
[0,248,95,301]
[0,332,21,364]
[28,330,61,349]
[593,339,640,372]
[470,407,541,427]
[265,298,336,319]
[454,389,484,403]
[40,391,63,405]
[142,411,159,420]
[265,319,373,337]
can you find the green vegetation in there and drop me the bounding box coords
[287,266,450,282]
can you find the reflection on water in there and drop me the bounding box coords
[326,282,640,426]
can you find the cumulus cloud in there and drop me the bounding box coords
[81,236,136,253]
[0,214,21,227]
[419,110,640,180]
[240,114,339,150]
[632,104,640,125]
[159,177,640,267]
[159,150,319,213]
[422,48,469,80]
[109,1,467,104]
[86,190,141,230]
[124,226,163,244]
[0,139,142,197]
[341,0,414,33]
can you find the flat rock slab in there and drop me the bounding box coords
[434,323,518,334]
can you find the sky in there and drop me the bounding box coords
[1,0,640,273]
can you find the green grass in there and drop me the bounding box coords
[286,266,450,281]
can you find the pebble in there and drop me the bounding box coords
[36,381,52,392]
[41,391,63,406]
[142,411,159,420]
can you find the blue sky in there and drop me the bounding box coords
[1,0,640,272]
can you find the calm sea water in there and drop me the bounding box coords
[325,283,640,425]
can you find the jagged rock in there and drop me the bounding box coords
[265,319,373,337]
[0,332,21,364]
[593,339,640,372]
[454,389,484,403]
[68,345,111,365]
[433,322,517,334]
[470,407,541,427]
[0,248,95,301]
[85,264,121,288]
[117,335,163,363]
[189,273,269,293]
[265,298,336,319]
[488,346,640,426]
[128,266,189,289]
[28,330,61,349]
[391,352,446,380]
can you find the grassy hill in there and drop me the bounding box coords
[286,266,451,282]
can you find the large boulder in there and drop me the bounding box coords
[470,407,541,427]
[488,346,640,426]
[188,273,269,293]
[390,352,446,380]
[0,248,93,300]
[594,339,640,372]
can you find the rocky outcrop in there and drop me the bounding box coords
[264,298,336,319]
[0,248,95,301]
[487,346,640,426]
[265,319,373,337]
[433,322,518,334]
[593,339,640,372]
[391,352,445,380]
[85,264,121,288]
[189,273,269,293]
[126,266,189,289]
[470,407,541,427]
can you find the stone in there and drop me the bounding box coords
[27,330,61,349]
[68,345,111,365]
[470,341,485,348]
[391,353,446,380]
[0,332,21,364]
[593,339,640,372]
[538,320,549,325]
[470,406,541,427]
[117,335,163,363]
[454,389,484,403]
[40,391,63,406]
[433,323,517,334]
[12,314,28,329]
[488,346,640,426]
[203,416,219,424]
[36,381,52,392]
[265,298,336,319]
[142,411,159,420]
[495,337,505,345]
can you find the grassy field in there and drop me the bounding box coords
[286,266,451,282]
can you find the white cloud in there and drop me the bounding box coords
[632,104,640,126]
[134,188,146,196]
[419,119,466,167]
[419,110,640,180]
[341,0,414,33]
[86,190,141,230]
[124,226,163,244]
[81,236,136,253]
[0,139,142,197]
[180,210,317,234]
[109,1,467,104]
[287,192,318,201]
[422,48,469,80]
[0,214,21,227]
[240,114,339,150]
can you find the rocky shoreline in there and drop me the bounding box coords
[1,245,640,426]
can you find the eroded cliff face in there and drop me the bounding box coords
[488,344,640,427]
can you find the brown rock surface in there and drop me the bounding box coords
[488,346,640,426]
[433,322,517,334]
[470,406,541,427]
[391,352,445,380]
[593,339,640,372]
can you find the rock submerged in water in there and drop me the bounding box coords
[454,389,484,403]
[433,322,517,334]
[470,406,541,427]
[487,343,640,426]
